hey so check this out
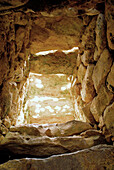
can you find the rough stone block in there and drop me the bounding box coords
[77,63,86,84]
[90,85,113,122]
[104,102,114,137]
[95,14,106,55]
[107,63,114,93]
[81,50,94,66]
[82,102,95,125]
[81,64,95,103]
[92,48,113,92]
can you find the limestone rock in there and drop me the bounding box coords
[107,63,114,93]
[0,0,29,11]
[104,102,114,137]
[3,116,11,129]
[0,130,105,158]
[30,16,83,53]
[81,50,94,66]
[77,63,86,84]
[93,46,100,61]
[15,26,25,52]
[0,145,113,170]
[10,120,92,137]
[0,124,8,135]
[30,51,77,75]
[10,124,41,136]
[81,17,96,50]
[82,102,96,125]
[80,129,103,137]
[90,85,113,122]
[95,14,106,55]
[92,48,113,92]
[81,64,95,103]
[56,120,92,137]
[105,1,114,50]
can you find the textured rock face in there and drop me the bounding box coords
[107,63,114,93]
[105,0,114,50]
[81,64,95,103]
[0,145,114,170]
[104,102,114,137]
[0,121,105,160]
[30,15,83,53]
[0,0,29,11]
[90,85,113,122]
[30,51,77,75]
[92,48,113,93]
[0,0,114,155]
[10,120,92,137]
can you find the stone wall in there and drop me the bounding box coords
[71,0,114,143]
[0,0,114,144]
[0,10,32,135]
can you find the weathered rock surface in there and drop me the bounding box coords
[92,48,113,92]
[30,51,77,75]
[0,0,29,11]
[30,15,83,53]
[107,63,114,93]
[77,64,86,84]
[105,0,114,50]
[0,130,105,159]
[81,50,94,66]
[90,85,113,122]
[104,102,114,137]
[0,145,113,170]
[81,64,95,103]
[82,102,96,125]
[80,129,104,138]
[10,120,93,137]
[95,14,106,55]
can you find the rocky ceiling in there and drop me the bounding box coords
[0,0,105,53]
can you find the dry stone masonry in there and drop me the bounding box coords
[0,0,114,169]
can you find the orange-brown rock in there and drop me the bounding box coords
[0,145,113,170]
[90,85,113,122]
[104,102,114,137]
[107,63,114,93]
[92,48,113,92]
[81,64,95,103]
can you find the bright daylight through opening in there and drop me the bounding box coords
[23,47,79,124]
[24,73,75,124]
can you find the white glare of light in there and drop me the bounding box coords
[61,86,66,91]
[29,73,42,76]
[31,96,39,102]
[33,114,40,118]
[62,108,66,112]
[35,79,42,84]
[36,104,41,108]
[35,50,57,56]
[72,78,76,87]
[53,98,59,101]
[52,113,56,115]
[67,83,71,89]
[30,78,33,82]
[35,108,40,113]
[40,108,45,112]
[56,74,65,77]
[45,106,54,113]
[62,47,78,54]
[63,105,70,109]
[65,112,71,115]
[55,106,61,111]
[61,83,71,91]
[36,84,44,88]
